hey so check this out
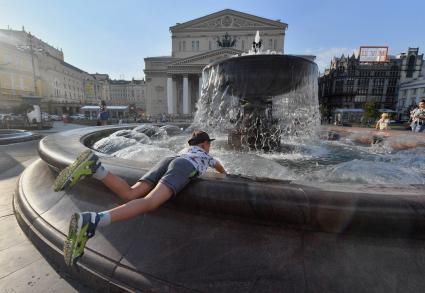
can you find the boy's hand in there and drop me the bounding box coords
[215,162,227,174]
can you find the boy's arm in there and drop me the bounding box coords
[214,161,227,174]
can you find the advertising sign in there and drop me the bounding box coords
[359,46,388,63]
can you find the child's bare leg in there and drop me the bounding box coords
[101,172,154,201]
[108,182,173,223]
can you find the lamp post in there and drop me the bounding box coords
[16,32,44,97]
[28,33,38,96]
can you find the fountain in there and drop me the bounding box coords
[195,31,319,151]
[0,129,40,144]
[14,32,425,292]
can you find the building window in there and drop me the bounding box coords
[388,78,397,86]
[372,88,383,95]
[373,78,385,86]
[357,88,368,95]
[358,78,369,86]
[182,41,186,51]
[196,40,199,51]
[268,39,273,49]
[241,40,245,50]
[274,39,277,50]
[347,78,355,86]
[386,87,396,95]
[209,41,211,50]
[354,96,366,102]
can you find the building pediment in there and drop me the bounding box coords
[170,9,287,32]
[169,48,243,68]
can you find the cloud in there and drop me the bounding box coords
[304,47,357,73]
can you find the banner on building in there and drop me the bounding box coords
[359,46,388,63]
[85,81,95,98]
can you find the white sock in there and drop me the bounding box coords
[97,211,111,227]
[93,165,108,181]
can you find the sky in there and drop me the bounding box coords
[1,0,424,78]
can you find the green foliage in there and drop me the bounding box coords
[319,104,330,118]
[362,101,379,120]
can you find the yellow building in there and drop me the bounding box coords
[0,28,144,115]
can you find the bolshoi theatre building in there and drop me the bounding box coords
[143,9,287,117]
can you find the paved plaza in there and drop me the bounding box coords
[0,124,91,293]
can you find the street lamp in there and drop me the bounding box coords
[16,32,44,97]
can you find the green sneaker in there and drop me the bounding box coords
[63,212,99,266]
[53,150,99,192]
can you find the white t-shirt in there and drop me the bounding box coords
[179,146,217,176]
[412,108,425,121]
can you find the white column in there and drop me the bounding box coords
[183,75,190,114]
[166,76,173,114]
[172,78,177,114]
[198,75,203,99]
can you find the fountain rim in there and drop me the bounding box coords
[13,123,425,292]
[0,128,40,144]
[36,124,425,234]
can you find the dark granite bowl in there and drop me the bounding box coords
[203,55,318,99]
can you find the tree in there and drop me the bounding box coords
[362,101,379,122]
[319,104,330,118]
[11,103,33,115]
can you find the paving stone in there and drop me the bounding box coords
[0,126,92,292]
[0,241,42,279]
[0,215,26,251]
[0,258,91,293]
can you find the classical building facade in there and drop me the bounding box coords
[144,9,287,117]
[319,48,424,119]
[109,79,145,109]
[397,64,425,119]
[0,28,54,109]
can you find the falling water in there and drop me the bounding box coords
[191,54,320,151]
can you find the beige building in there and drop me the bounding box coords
[0,28,53,109]
[0,28,121,115]
[109,79,145,109]
[144,9,287,117]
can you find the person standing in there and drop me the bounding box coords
[98,100,109,126]
[375,113,390,131]
[410,100,425,133]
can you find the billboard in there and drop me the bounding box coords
[359,46,388,63]
[84,81,95,98]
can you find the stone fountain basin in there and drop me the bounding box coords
[0,129,40,145]
[14,125,425,292]
[203,54,317,99]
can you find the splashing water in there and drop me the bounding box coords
[90,51,424,185]
[91,126,425,185]
[192,54,320,151]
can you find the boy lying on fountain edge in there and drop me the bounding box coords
[53,130,227,266]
